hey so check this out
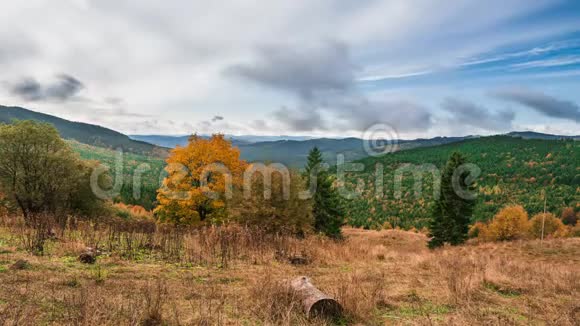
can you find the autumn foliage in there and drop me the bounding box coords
[155,135,246,225]
[529,212,567,238]
[484,205,529,241]
[560,207,577,226]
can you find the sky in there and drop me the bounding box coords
[0,0,579,139]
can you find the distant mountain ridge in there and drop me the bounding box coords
[507,131,579,140]
[131,131,578,167]
[0,105,166,155]
[129,134,315,147]
[236,136,473,167]
[2,105,577,167]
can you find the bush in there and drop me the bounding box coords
[235,167,313,235]
[113,203,153,221]
[0,121,106,225]
[486,205,529,241]
[468,222,487,239]
[560,207,578,226]
[381,221,393,230]
[529,213,567,239]
[570,224,580,237]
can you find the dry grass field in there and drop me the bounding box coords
[0,224,578,325]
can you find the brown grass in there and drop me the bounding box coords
[0,218,578,325]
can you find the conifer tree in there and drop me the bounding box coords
[304,147,344,238]
[428,152,475,248]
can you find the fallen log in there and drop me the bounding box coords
[290,276,342,319]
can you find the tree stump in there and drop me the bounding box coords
[290,276,342,319]
[78,248,96,264]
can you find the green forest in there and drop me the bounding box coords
[69,141,165,210]
[342,136,578,229]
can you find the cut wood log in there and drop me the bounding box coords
[290,276,342,319]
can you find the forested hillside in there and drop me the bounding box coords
[342,136,579,229]
[68,135,578,229]
[0,106,165,155]
[69,141,165,210]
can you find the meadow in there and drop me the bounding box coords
[0,218,578,325]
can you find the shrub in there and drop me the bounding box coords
[486,205,529,241]
[560,207,578,226]
[570,224,580,237]
[0,121,106,226]
[468,222,487,239]
[113,203,153,220]
[381,221,393,230]
[529,213,567,238]
[235,167,313,236]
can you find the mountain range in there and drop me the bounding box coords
[129,134,316,147]
[1,105,577,167]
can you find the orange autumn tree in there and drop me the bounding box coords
[155,134,246,225]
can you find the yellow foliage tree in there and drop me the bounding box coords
[486,205,529,241]
[155,134,246,225]
[529,213,567,238]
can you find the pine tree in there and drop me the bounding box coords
[304,147,344,238]
[428,152,475,248]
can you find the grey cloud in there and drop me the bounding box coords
[197,115,225,130]
[334,98,432,132]
[227,42,356,100]
[251,119,267,130]
[273,106,327,132]
[269,97,432,133]
[227,41,432,133]
[7,74,84,102]
[9,78,43,101]
[45,74,84,100]
[442,98,515,131]
[492,88,580,122]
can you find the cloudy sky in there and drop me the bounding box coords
[1,0,579,138]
